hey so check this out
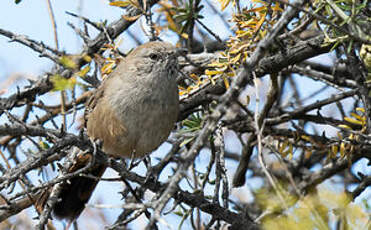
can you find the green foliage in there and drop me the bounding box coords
[59,55,78,69]
[360,44,371,80]
[50,74,77,91]
[179,113,203,146]
[316,0,370,49]
[259,187,370,230]
[174,0,204,34]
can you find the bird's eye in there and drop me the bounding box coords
[149,53,160,61]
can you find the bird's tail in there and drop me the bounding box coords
[36,154,106,220]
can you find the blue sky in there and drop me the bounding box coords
[1,0,125,78]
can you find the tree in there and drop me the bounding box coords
[0,0,370,229]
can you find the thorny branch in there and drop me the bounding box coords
[0,0,370,229]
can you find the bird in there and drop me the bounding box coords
[36,41,180,222]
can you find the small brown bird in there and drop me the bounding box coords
[36,41,179,221]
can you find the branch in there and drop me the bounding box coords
[351,175,371,200]
[108,159,260,230]
[145,0,308,228]
[86,0,159,56]
[298,152,367,192]
[0,0,160,113]
[0,28,62,63]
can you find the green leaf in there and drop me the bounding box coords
[77,65,91,77]
[59,56,78,69]
[180,137,195,147]
[50,74,77,91]
[39,141,50,150]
